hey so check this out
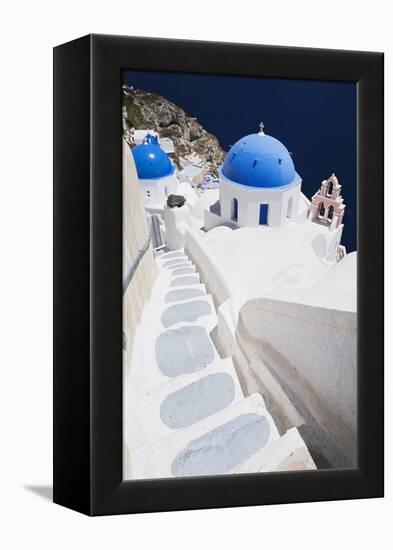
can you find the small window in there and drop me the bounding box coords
[287,197,294,218]
[259,204,268,225]
[232,198,238,222]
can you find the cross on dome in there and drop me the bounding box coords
[222,129,298,188]
[143,133,159,145]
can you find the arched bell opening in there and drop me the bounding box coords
[318,202,325,218]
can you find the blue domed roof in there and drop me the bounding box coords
[132,134,174,180]
[222,131,298,188]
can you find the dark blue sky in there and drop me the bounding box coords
[123,70,357,251]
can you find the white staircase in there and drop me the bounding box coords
[125,249,316,478]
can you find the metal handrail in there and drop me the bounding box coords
[122,233,152,296]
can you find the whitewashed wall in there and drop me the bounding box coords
[138,172,177,207]
[183,226,234,309]
[219,171,302,228]
[122,140,158,370]
[237,285,357,465]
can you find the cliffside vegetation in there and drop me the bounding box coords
[122,85,226,176]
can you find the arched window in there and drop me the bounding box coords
[327,205,334,221]
[318,202,325,218]
[232,198,238,222]
[327,180,334,197]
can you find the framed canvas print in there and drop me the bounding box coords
[53,34,384,515]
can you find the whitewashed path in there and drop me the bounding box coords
[125,249,315,479]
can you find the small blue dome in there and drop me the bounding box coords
[222,132,297,188]
[132,134,174,180]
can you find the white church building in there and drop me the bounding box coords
[131,132,198,214]
[205,123,302,229]
[202,124,346,263]
[131,133,178,207]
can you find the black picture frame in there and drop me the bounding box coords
[53,34,384,516]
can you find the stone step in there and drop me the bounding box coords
[126,357,244,450]
[163,285,207,304]
[159,256,191,269]
[161,258,193,270]
[150,272,207,304]
[157,294,217,331]
[127,321,220,397]
[232,427,317,474]
[159,261,198,281]
[130,393,279,479]
[158,249,187,262]
[168,264,196,277]
[168,273,201,288]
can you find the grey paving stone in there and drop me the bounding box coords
[163,251,186,260]
[172,267,195,276]
[160,373,235,429]
[169,262,191,270]
[165,289,205,303]
[171,414,270,477]
[170,276,200,287]
[155,326,214,377]
[161,300,211,328]
[163,259,190,268]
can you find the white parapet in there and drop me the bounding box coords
[237,276,357,465]
[233,427,316,473]
[163,204,193,250]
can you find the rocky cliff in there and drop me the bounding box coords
[122,85,226,176]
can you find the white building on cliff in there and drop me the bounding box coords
[123,123,357,480]
[131,132,198,214]
[203,123,346,262]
